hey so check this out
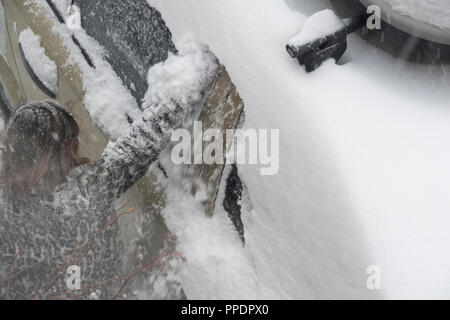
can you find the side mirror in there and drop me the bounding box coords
[286,10,369,72]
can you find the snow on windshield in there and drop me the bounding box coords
[19,28,58,95]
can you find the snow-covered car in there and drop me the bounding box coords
[152,0,450,299]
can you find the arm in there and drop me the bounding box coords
[83,40,218,201]
[92,104,183,200]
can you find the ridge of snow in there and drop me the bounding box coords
[19,28,58,94]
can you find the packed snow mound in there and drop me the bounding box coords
[379,0,450,30]
[144,36,219,113]
[288,9,343,47]
[19,28,58,94]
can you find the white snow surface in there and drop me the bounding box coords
[19,28,58,94]
[0,1,8,63]
[151,0,450,299]
[288,9,343,47]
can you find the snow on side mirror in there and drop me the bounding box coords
[286,9,369,72]
[18,28,58,98]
